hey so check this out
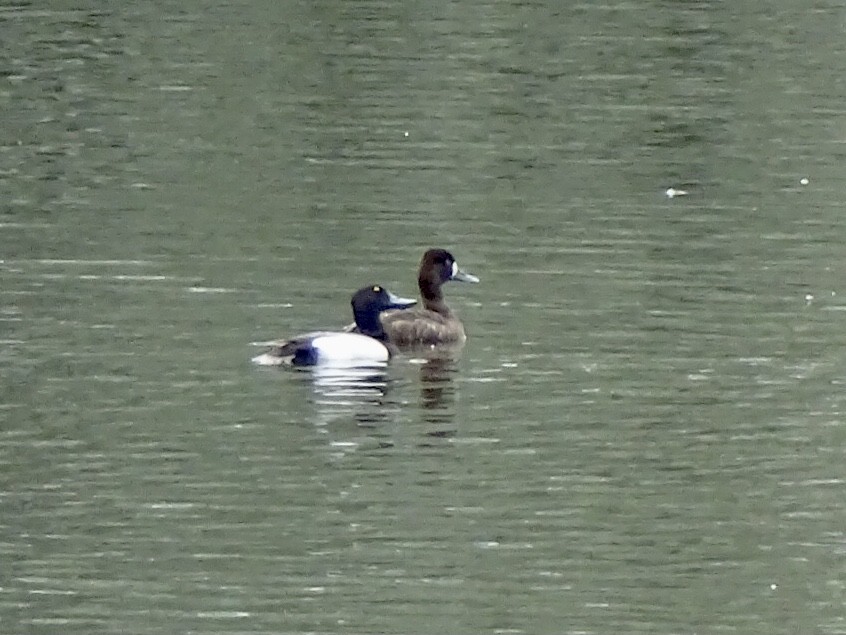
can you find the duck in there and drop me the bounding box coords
[252,285,416,366]
[380,248,479,346]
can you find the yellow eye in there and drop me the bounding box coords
[373,285,381,292]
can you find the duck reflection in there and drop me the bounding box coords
[301,363,395,428]
[408,344,464,430]
[308,363,389,399]
[289,346,466,441]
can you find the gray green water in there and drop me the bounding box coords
[2,1,846,633]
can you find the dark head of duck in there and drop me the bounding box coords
[418,248,479,310]
[352,284,417,339]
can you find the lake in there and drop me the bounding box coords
[2,1,846,633]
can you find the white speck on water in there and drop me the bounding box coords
[188,286,239,293]
[196,611,250,618]
[665,187,688,198]
[805,294,814,304]
[770,583,778,590]
[475,541,500,549]
[800,177,809,185]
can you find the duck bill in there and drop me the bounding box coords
[386,291,417,309]
[452,268,479,283]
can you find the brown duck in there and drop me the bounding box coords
[379,248,479,346]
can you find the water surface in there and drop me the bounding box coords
[2,1,846,633]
